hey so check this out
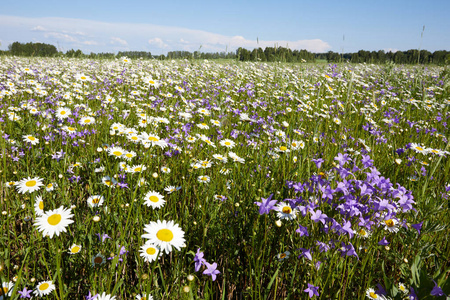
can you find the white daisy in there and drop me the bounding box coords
[142,220,186,254]
[139,243,160,263]
[34,195,45,216]
[383,218,399,233]
[68,244,82,255]
[34,206,74,238]
[15,177,44,194]
[136,293,154,300]
[79,116,95,125]
[55,107,71,119]
[23,135,39,145]
[87,195,105,208]
[212,154,228,163]
[220,139,236,149]
[108,146,126,159]
[276,202,297,221]
[34,281,55,297]
[198,175,210,183]
[0,281,14,299]
[143,191,165,209]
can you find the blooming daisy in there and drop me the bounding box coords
[198,175,211,183]
[34,206,74,238]
[102,176,117,188]
[34,195,45,216]
[383,218,399,233]
[23,135,39,145]
[356,228,372,239]
[87,195,105,208]
[410,143,428,154]
[275,145,290,153]
[46,182,57,192]
[34,281,55,297]
[142,220,186,254]
[143,191,165,209]
[96,292,116,300]
[212,154,228,163]
[139,243,160,263]
[0,281,14,299]
[398,282,408,294]
[129,164,147,173]
[122,151,137,161]
[55,107,71,119]
[136,293,154,300]
[293,140,305,150]
[365,288,387,299]
[277,251,290,261]
[197,122,210,129]
[68,244,82,255]
[92,253,107,266]
[79,116,95,125]
[160,166,171,174]
[164,186,177,194]
[15,177,44,194]
[220,139,236,149]
[108,146,126,159]
[276,202,297,221]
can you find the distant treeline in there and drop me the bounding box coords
[323,50,450,65]
[1,41,449,65]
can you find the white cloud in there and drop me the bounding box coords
[31,25,46,32]
[148,38,169,49]
[0,15,331,54]
[110,37,128,46]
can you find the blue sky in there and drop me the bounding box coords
[1,0,449,54]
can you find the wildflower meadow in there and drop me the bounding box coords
[0,56,449,299]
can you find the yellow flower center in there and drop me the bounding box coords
[416,147,423,151]
[26,180,37,187]
[359,229,366,235]
[113,151,122,156]
[279,253,286,259]
[279,146,287,151]
[48,214,61,226]
[156,229,174,242]
[134,167,142,172]
[39,201,44,210]
[1,287,9,295]
[148,136,159,142]
[39,283,50,291]
[84,119,91,123]
[92,198,100,204]
[71,246,80,253]
[29,136,35,141]
[146,247,156,255]
[385,219,394,227]
[149,80,155,84]
[282,206,292,214]
[369,292,378,298]
[47,184,53,188]
[126,153,133,158]
[149,196,159,203]
[80,76,86,80]
[104,180,112,186]
[131,136,138,140]
[68,127,75,131]
[61,111,66,115]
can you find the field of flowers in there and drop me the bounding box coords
[0,56,449,299]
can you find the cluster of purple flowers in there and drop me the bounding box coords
[194,248,221,281]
